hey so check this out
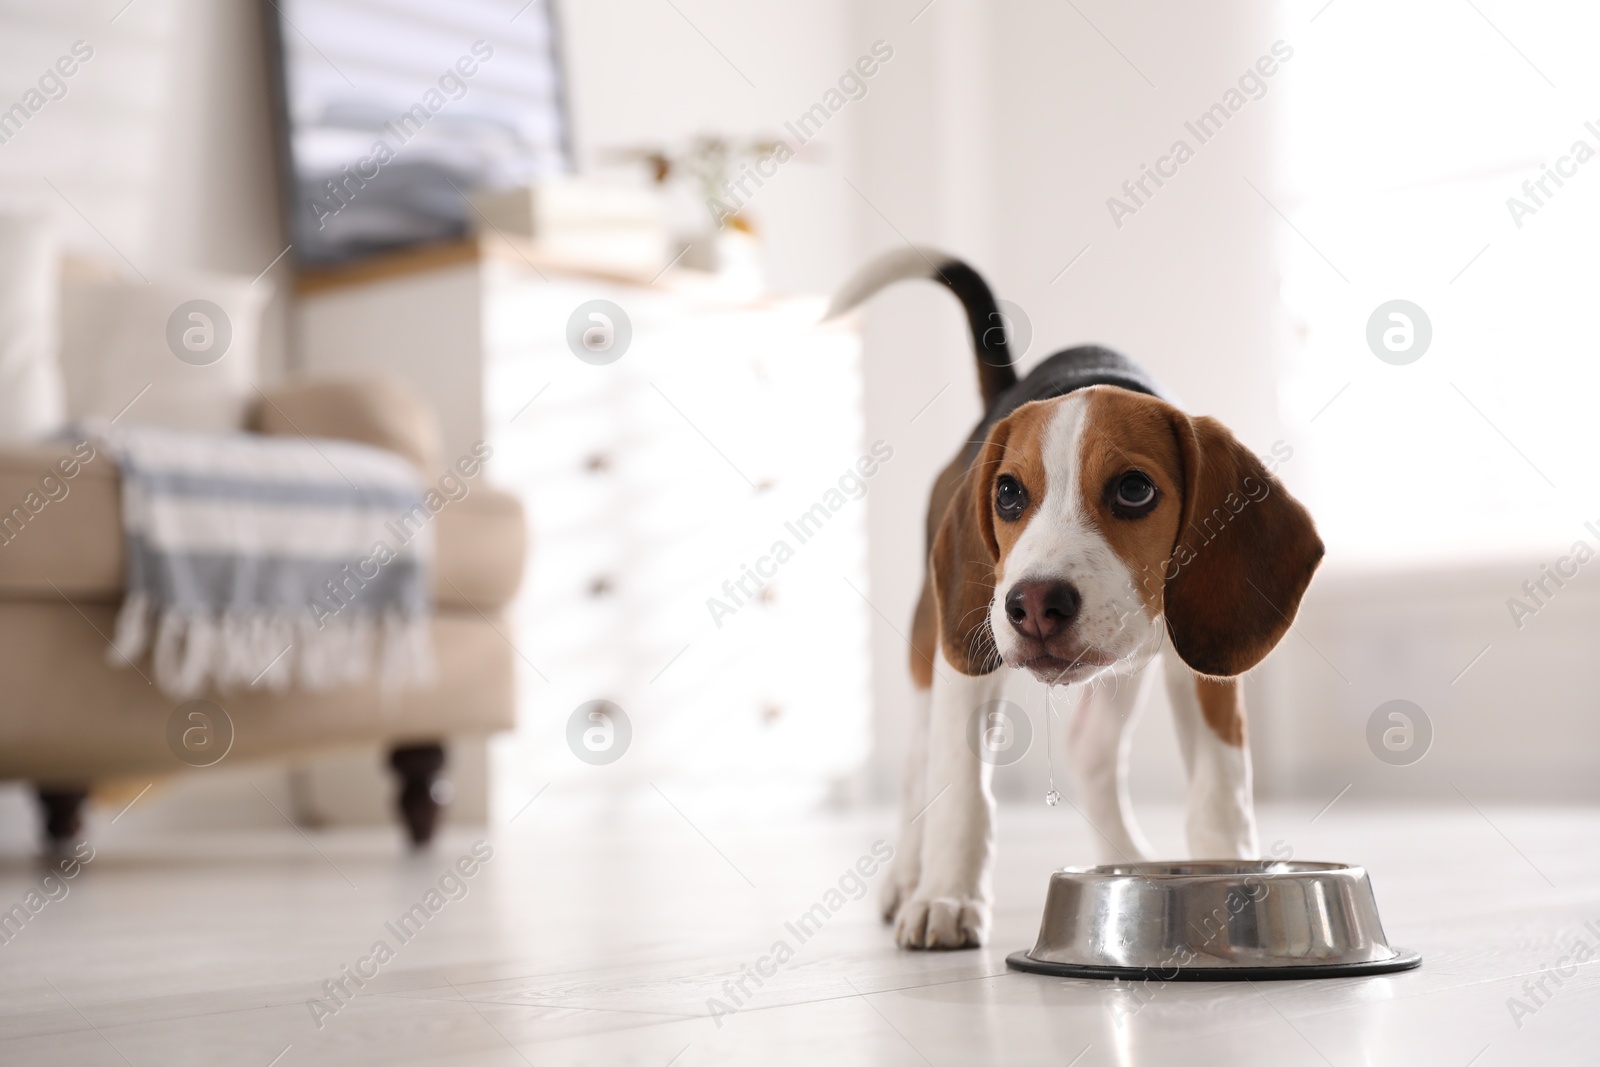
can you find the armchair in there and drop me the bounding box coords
[0,375,525,847]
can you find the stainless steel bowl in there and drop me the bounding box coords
[1007,860,1421,981]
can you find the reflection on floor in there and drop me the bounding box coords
[0,801,1596,1065]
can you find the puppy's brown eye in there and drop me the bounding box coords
[1109,471,1158,518]
[995,475,1028,521]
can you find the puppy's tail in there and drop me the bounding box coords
[825,247,1017,408]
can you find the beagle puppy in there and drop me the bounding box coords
[831,249,1324,950]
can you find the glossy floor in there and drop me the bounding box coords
[1,799,1596,1065]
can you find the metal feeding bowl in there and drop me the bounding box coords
[1007,860,1421,981]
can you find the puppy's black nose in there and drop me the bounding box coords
[1004,580,1081,640]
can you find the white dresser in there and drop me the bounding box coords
[481,261,874,814]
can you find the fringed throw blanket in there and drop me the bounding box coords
[95,423,435,699]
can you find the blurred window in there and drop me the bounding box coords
[1277,1,1598,562]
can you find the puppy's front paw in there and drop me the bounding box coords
[893,894,990,950]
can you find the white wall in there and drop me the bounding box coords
[151,0,291,380]
[557,0,857,294]
[0,0,180,269]
[1261,561,1600,803]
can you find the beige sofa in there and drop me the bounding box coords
[0,376,525,847]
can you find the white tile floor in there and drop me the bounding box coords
[1,799,1597,1065]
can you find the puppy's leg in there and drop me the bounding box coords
[895,650,1004,949]
[1162,645,1258,858]
[881,683,931,922]
[1063,666,1157,863]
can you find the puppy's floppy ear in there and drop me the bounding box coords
[1163,415,1323,678]
[930,421,1011,676]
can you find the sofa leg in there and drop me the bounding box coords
[35,787,90,849]
[388,743,447,847]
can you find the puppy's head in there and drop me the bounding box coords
[932,387,1323,683]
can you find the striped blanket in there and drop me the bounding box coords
[96,422,434,699]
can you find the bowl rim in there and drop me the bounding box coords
[1006,947,1423,981]
[1052,859,1366,880]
